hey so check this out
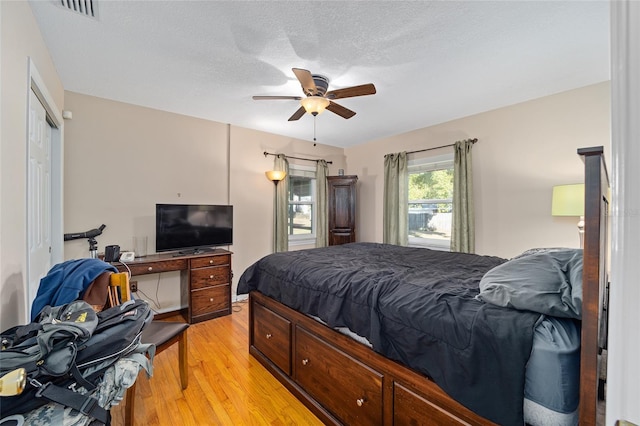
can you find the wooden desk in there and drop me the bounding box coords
[116,249,232,324]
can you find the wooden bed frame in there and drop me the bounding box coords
[248,146,609,425]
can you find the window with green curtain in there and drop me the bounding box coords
[408,153,454,250]
[288,165,317,247]
[315,160,329,248]
[451,139,475,253]
[383,152,408,246]
[274,155,289,252]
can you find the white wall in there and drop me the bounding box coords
[345,82,611,259]
[0,1,64,330]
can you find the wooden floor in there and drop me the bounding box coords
[110,300,323,426]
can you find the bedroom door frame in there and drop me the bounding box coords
[25,58,64,321]
[607,1,640,424]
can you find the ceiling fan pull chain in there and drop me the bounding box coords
[313,115,317,145]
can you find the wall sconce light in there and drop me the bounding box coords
[265,170,286,252]
[300,96,330,116]
[265,170,286,185]
[551,183,585,248]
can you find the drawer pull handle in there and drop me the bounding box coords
[209,260,214,265]
[147,267,153,272]
[210,275,214,279]
[356,398,365,407]
[301,358,309,366]
[209,298,214,302]
[266,333,272,339]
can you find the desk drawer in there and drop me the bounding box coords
[191,285,230,317]
[127,259,187,276]
[191,266,229,290]
[191,255,230,269]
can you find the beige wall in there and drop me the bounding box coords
[62,92,231,260]
[0,1,64,329]
[63,92,345,312]
[346,82,611,259]
[229,125,346,298]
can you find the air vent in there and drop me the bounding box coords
[59,0,98,19]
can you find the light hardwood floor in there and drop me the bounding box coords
[110,300,323,426]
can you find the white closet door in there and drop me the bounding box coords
[28,88,52,317]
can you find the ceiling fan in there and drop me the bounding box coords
[253,68,376,121]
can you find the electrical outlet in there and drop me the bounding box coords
[130,281,138,292]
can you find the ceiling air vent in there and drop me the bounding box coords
[59,0,98,19]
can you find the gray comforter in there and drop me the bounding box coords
[238,242,541,425]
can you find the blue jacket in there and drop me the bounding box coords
[31,259,118,320]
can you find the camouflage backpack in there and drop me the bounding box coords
[1,298,152,424]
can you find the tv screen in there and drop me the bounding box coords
[156,204,233,253]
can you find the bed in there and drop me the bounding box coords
[237,147,609,426]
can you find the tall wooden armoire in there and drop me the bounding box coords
[327,175,357,245]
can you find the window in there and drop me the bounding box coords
[288,165,317,245]
[408,154,454,250]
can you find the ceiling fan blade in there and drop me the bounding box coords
[326,101,356,119]
[288,106,307,121]
[292,68,317,96]
[253,95,302,100]
[326,83,376,100]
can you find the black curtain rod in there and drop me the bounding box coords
[406,138,478,155]
[263,151,333,164]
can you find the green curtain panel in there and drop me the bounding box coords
[451,139,475,253]
[383,152,408,246]
[274,155,289,252]
[315,160,329,248]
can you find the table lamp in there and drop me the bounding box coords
[551,183,585,248]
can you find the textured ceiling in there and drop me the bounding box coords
[28,1,610,148]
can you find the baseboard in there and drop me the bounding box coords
[153,308,187,320]
[233,294,248,303]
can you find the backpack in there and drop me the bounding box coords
[0,298,153,424]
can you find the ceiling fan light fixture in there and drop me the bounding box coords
[300,96,330,116]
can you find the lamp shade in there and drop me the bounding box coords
[265,170,286,182]
[300,96,330,115]
[551,184,585,216]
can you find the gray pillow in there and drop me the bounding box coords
[477,249,583,318]
[511,247,573,260]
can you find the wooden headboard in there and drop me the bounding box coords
[578,146,610,425]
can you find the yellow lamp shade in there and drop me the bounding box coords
[551,184,585,216]
[265,170,286,182]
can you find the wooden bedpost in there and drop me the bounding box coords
[578,146,610,426]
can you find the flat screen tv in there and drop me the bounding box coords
[156,204,233,254]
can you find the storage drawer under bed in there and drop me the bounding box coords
[252,302,292,375]
[295,325,383,425]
